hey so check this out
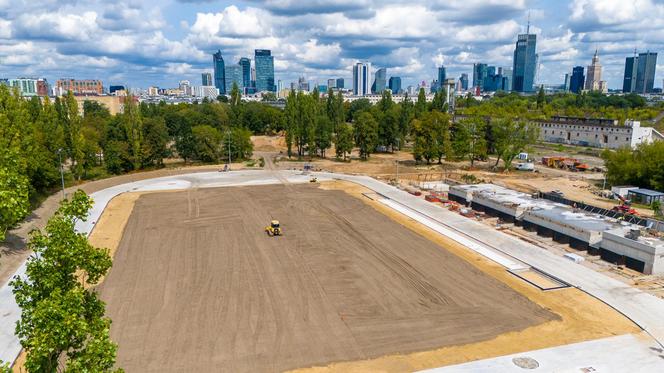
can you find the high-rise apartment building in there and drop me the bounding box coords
[352,62,371,96]
[636,52,657,94]
[213,50,226,95]
[388,76,401,94]
[473,63,488,90]
[201,72,212,86]
[225,64,242,93]
[372,67,386,93]
[55,79,103,95]
[254,49,275,92]
[512,26,537,92]
[570,66,585,93]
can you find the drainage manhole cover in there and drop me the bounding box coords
[512,357,539,369]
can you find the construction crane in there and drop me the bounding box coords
[612,193,639,216]
[265,220,282,236]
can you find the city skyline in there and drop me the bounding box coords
[1,1,664,89]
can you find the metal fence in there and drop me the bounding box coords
[538,192,664,232]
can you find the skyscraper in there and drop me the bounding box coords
[388,76,401,94]
[501,67,512,91]
[437,66,446,87]
[352,62,371,96]
[372,67,386,93]
[564,73,571,92]
[570,66,585,93]
[254,49,275,92]
[472,63,487,90]
[225,64,242,93]
[238,57,251,90]
[327,79,336,89]
[584,50,603,91]
[460,73,469,90]
[636,52,657,93]
[201,72,212,86]
[512,23,537,93]
[336,78,344,89]
[213,50,226,95]
[623,55,638,93]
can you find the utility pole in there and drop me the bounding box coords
[57,149,65,200]
[227,130,232,170]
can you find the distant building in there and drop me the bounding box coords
[623,55,638,93]
[201,73,212,86]
[336,78,344,89]
[512,28,538,92]
[147,86,159,96]
[318,85,328,93]
[9,78,38,96]
[636,52,658,94]
[437,66,446,88]
[388,76,402,94]
[179,80,193,96]
[55,79,103,95]
[584,50,606,92]
[254,49,275,92]
[473,63,488,90]
[459,73,469,91]
[109,85,125,94]
[238,57,251,90]
[534,116,664,149]
[277,80,285,92]
[570,66,585,94]
[74,96,125,115]
[564,73,571,91]
[501,68,512,91]
[352,62,371,96]
[297,76,309,91]
[225,64,243,93]
[372,67,386,93]
[213,50,226,95]
[327,79,336,89]
[193,86,219,100]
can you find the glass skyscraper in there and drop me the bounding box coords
[372,67,387,93]
[623,56,638,93]
[512,32,537,92]
[460,73,469,90]
[472,63,487,90]
[225,64,242,93]
[213,50,226,95]
[388,76,401,94]
[352,62,371,96]
[635,52,657,94]
[254,49,275,92]
[570,66,585,94]
[238,57,251,90]
[336,78,344,89]
[201,72,212,86]
[437,66,446,86]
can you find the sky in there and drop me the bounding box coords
[1,0,663,90]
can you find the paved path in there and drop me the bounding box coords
[2,170,664,369]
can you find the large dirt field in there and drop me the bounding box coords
[98,184,555,372]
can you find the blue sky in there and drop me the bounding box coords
[1,0,663,90]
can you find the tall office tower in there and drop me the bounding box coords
[352,62,371,96]
[254,49,275,92]
[564,73,571,91]
[473,63,488,90]
[635,52,657,93]
[623,55,638,93]
[460,73,469,90]
[438,66,446,87]
[570,66,585,93]
[336,78,344,89]
[224,64,242,93]
[238,57,251,89]
[501,67,513,91]
[584,50,603,91]
[213,50,226,94]
[277,80,284,92]
[327,79,336,89]
[201,72,212,86]
[372,67,387,93]
[512,22,537,92]
[388,76,402,94]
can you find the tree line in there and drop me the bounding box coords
[603,141,664,193]
[0,83,273,241]
[283,87,538,168]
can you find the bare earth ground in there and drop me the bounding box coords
[96,183,555,373]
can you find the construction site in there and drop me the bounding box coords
[1,139,664,371]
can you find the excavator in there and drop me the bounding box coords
[612,193,639,216]
[265,220,282,236]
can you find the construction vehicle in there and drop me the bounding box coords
[612,193,639,215]
[309,176,318,183]
[541,156,589,172]
[265,220,282,236]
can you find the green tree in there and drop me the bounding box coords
[314,114,332,158]
[121,96,144,170]
[141,117,169,167]
[192,125,222,162]
[492,117,538,170]
[335,122,354,161]
[354,111,378,160]
[454,116,487,167]
[230,82,242,107]
[0,151,29,242]
[536,86,545,109]
[58,92,85,180]
[11,190,119,372]
[411,110,451,164]
[415,88,427,118]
